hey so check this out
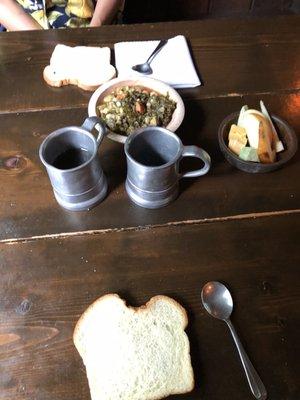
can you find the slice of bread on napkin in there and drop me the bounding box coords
[43,44,116,91]
[73,294,194,400]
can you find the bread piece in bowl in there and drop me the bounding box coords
[239,110,276,163]
[257,116,276,163]
[73,294,194,400]
[228,124,247,155]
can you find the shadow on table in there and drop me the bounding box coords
[101,140,127,193]
[177,100,216,195]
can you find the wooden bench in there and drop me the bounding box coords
[123,0,300,23]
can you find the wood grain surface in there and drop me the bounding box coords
[0,213,299,400]
[0,16,300,114]
[0,16,299,400]
[0,93,299,241]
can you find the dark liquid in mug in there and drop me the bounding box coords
[135,149,168,167]
[52,147,91,169]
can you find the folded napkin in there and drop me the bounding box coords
[114,35,201,88]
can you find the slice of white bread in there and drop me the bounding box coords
[73,294,194,400]
[43,44,116,91]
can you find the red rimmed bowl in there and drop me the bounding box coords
[88,77,185,144]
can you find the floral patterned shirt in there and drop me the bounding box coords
[16,0,121,29]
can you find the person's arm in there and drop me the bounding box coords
[90,0,122,27]
[0,0,42,31]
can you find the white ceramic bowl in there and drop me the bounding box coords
[88,77,185,144]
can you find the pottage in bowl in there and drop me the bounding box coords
[88,77,185,144]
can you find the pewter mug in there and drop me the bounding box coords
[39,117,107,211]
[124,127,211,209]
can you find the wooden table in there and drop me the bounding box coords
[0,15,299,400]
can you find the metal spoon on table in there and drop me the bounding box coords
[201,281,267,400]
[132,39,168,75]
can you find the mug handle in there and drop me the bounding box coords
[81,117,107,147]
[180,145,211,178]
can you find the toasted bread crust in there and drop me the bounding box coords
[73,294,189,344]
[43,64,116,91]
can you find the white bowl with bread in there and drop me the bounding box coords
[88,77,185,144]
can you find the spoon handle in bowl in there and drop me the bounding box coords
[226,319,267,400]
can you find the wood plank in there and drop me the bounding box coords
[209,0,251,16]
[123,0,210,23]
[1,92,299,241]
[290,0,300,12]
[123,0,299,21]
[0,213,299,399]
[249,0,300,16]
[252,0,284,12]
[0,16,300,114]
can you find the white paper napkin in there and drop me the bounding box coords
[114,35,201,88]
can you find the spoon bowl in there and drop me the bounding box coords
[132,39,168,75]
[201,281,233,320]
[201,281,267,400]
[132,63,153,75]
